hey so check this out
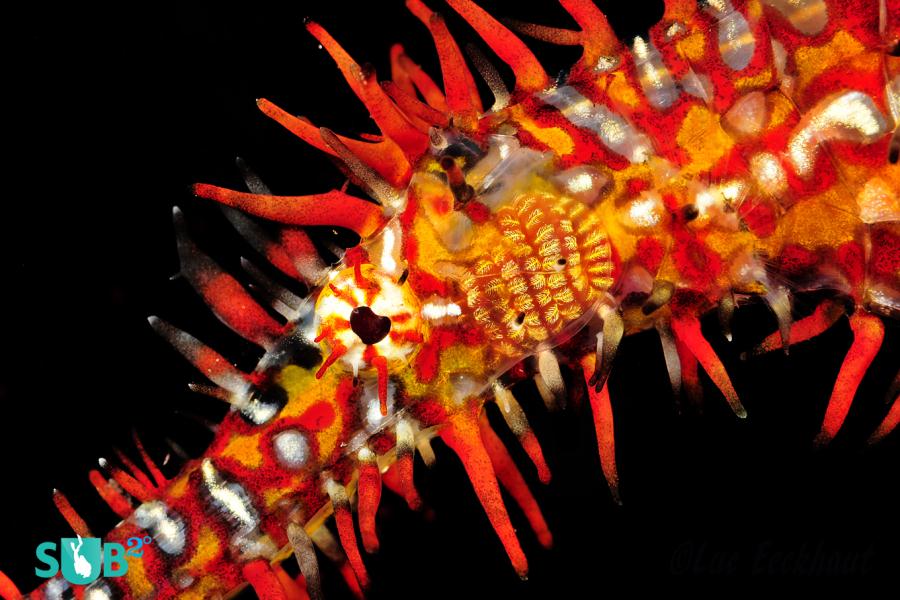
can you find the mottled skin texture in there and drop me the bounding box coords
[14,1,899,599]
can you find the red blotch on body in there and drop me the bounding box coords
[410,398,448,429]
[635,236,664,274]
[298,402,336,431]
[413,326,482,383]
[738,199,777,238]
[627,178,650,196]
[672,231,723,290]
[870,228,900,280]
[835,241,865,287]
[464,200,490,223]
[343,246,369,268]
[778,244,820,276]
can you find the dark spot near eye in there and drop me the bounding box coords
[682,204,699,221]
[350,306,392,345]
[440,155,475,208]
[890,42,900,57]
[270,334,322,370]
[440,135,484,162]
[398,268,409,285]
[557,258,567,266]
[515,312,526,325]
[241,382,288,425]
[889,135,899,164]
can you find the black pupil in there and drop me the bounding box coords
[350,306,392,345]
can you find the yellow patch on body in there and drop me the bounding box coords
[746,0,763,21]
[179,525,221,576]
[509,105,575,156]
[221,432,262,469]
[734,68,773,92]
[124,551,154,599]
[277,364,345,461]
[398,343,487,403]
[677,32,707,63]
[606,72,641,108]
[778,190,861,249]
[704,229,759,277]
[793,31,865,95]
[263,481,297,511]
[166,473,191,499]
[766,91,798,128]
[676,106,734,175]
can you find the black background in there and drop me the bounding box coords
[3,1,898,597]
